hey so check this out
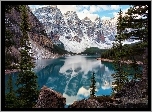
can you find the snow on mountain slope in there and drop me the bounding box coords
[30,5,140,53]
[29,38,59,59]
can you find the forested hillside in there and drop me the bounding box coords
[81,47,108,55]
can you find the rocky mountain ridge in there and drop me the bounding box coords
[5,5,60,60]
[31,5,138,53]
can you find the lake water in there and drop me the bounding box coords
[5,55,116,105]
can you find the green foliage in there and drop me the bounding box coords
[111,9,129,93]
[123,5,148,87]
[5,7,19,108]
[90,72,96,98]
[82,47,107,55]
[101,48,115,59]
[52,44,68,55]
[101,41,144,61]
[123,5,148,90]
[5,29,14,49]
[5,28,16,69]
[111,6,148,93]
[128,57,142,81]
[123,5,148,42]
[56,42,65,50]
[16,5,39,108]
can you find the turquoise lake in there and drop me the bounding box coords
[5,55,116,105]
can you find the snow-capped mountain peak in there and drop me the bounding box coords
[31,6,139,53]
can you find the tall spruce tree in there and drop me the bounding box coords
[123,5,148,41]
[5,5,21,69]
[90,72,96,98]
[5,26,15,70]
[112,9,129,92]
[123,5,148,91]
[16,5,39,108]
[5,6,18,107]
[5,28,17,108]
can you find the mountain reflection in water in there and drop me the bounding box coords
[5,55,115,105]
[35,55,115,105]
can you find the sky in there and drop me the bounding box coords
[28,5,131,22]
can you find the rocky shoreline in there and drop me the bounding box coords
[35,80,148,108]
[5,55,61,75]
[35,86,66,108]
[97,58,143,65]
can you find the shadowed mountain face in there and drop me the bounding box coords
[5,5,55,60]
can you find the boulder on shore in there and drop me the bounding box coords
[35,85,66,108]
[68,99,104,108]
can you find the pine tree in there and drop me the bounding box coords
[112,9,129,92]
[123,5,148,91]
[5,28,15,69]
[5,6,18,108]
[123,5,148,41]
[16,5,39,108]
[5,6,21,69]
[90,72,96,98]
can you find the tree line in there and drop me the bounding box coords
[91,5,148,97]
[5,5,39,108]
[103,5,147,93]
[81,47,108,55]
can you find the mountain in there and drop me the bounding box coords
[31,5,140,53]
[5,5,67,60]
[32,6,115,53]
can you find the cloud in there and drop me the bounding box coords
[57,5,78,14]
[78,5,121,21]
[59,55,102,75]
[98,5,110,10]
[63,93,77,105]
[63,86,98,104]
[77,87,99,99]
[28,5,129,22]
[77,5,90,11]
[77,11,99,21]
[98,5,120,11]
[101,16,111,20]
[102,80,111,90]
[111,7,130,20]
[56,5,122,21]
[82,5,90,9]
[78,5,119,13]
[111,5,120,10]
[77,86,90,97]
[56,5,100,22]
[89,5,101,13]
[112,12,118,17]
[122,8,129,16]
